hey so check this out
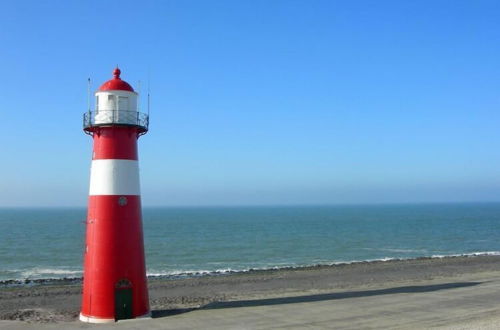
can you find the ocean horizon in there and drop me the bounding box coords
[1,202,500,283]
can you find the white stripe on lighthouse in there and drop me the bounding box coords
[89,159,140,195]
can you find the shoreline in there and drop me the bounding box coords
[1,254,500,324]
[2,251,500,287]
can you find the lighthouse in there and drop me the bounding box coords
[80,68,150,323]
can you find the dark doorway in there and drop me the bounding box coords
[115,288,133,321]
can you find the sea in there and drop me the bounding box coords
[1,203,500,283]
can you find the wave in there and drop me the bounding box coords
[21,268,83,278]
[431,251,500,258]
[2,251,500,286]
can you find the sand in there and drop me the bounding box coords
[1,255,500,329]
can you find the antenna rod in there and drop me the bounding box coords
[147,87,150,117]
[87,78,91,112]
[138,80,141,112]
[147,69,151,116]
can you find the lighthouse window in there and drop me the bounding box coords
[96,96,99,110]
[118,96,129,111]
[108,95,116,110]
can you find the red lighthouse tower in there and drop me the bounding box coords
[80,68,150,323]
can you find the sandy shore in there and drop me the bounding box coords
[1,255,500,328]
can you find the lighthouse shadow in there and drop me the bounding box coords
[151,281,481,319]
[151,308,197,318]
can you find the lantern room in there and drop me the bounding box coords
[83,68,148,133]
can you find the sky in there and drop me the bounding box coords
[1,0,500,207]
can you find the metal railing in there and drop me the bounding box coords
[83,110,149,132]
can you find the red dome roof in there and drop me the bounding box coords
[98,67,134,92]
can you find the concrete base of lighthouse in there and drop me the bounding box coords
[79,311,151,323]
[79,313,114,324]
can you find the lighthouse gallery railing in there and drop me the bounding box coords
[83,110,149,132]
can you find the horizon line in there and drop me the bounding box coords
[1,200,500,209]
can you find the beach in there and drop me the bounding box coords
[1,255,500,329]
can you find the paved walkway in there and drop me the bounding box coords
[2,273,500,329]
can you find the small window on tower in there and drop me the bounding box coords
[96,96,99,110]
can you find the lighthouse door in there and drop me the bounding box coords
[115,288,133,320]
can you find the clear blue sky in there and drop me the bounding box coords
[1,0,499,207]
